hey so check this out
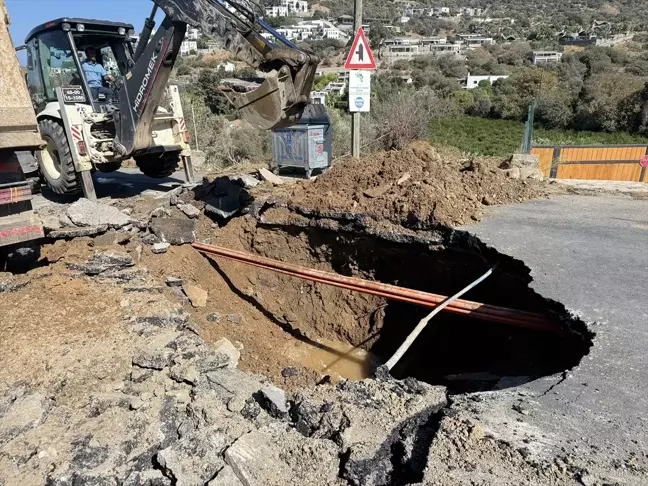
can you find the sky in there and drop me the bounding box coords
[6,0,154,45]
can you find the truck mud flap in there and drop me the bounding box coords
[0,151,44,247]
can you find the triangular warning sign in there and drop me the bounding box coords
[344,27,376,70]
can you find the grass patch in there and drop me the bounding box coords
[429,116,648,156]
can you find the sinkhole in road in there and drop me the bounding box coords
[218,218,594,393]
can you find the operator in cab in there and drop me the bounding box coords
[82,47,115,102]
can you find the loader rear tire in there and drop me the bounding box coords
[135,152,180,179]
[36,119,81,195]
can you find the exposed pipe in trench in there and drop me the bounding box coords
[192,242,564,335]
[384,268,494,371]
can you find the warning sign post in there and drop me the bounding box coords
[344,27,376,70]
[345,24,376,157]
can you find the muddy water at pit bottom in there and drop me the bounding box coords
[283,338,381,381]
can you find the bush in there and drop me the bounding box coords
[177,65,191,76]
[314,73,337,90]
[328,108,375,157]
[371,87,460,150]
[190,69,235,116]
[180,93,271,167]
[205,119,271,167]
[328,108,351,157]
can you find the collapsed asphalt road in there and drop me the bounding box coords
[459,194,648,484]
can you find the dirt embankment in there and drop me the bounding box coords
[0,140,623,486]
[287,142,551,228]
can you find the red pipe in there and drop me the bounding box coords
[192,242,563,335]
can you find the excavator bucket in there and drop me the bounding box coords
[220,56,318,130]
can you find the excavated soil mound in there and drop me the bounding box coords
[288,142,550,227]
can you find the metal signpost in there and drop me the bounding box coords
[345,15,376,158]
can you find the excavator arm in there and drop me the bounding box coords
[113,0,318,157]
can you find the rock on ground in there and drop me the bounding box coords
[291,378,447,486]
[225,426,340,486]
[231,174,261,189]
[165,276,183,287]
[505,153,540,169]
[177,203,201,219]
[258,168,284,186]
[152,242,171,254]
[182,283,208,307]
[258,385,289,418]
[0,393,49,443]
[149,218,196,245]
[157,429,229,485]
[49,225,109,240]
[212,338,240,369]
[67,198,131,228]
[207,465,243,485]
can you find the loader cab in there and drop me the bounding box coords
[24,18,135,111]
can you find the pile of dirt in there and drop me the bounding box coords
[288,142,550,228]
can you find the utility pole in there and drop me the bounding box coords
[351,0,362,158]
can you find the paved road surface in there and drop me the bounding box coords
[462,194,648,478]
[32,168,195,208]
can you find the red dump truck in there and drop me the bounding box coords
[0,0,44,262]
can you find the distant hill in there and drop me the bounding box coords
[313,0,648,31]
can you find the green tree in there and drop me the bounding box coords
[574,72,645,131]
[192,69,234,116]
[495,42,533,66]
[437,55,468,78]
[368,23,390,48]
[177,65,191,76]
[453,89,475,111]
[579,47,613,76]
[535,89,574,128]
[626,59,648,76]
[468,87,492,117]
[466,48,497,75]
[313,73,337,90]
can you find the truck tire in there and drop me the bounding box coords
[36,119,80,195]
[95,161,122,173]
[135,152,180,179]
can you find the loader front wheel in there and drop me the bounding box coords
[135,152,180,179]
[36,119,81,195]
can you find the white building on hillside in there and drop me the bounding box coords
[462,74,509,89]
[458,7,484,17]
[280,0,309,17]
[533,51,563,64]
[274,20,348,41]
[380,37,461,59]
[430,7,450,15]
[323,81,346,95]
[310,90,327,105]
[457,33,495,48]
[186,27,200,40]
[217,62,236,73]
[180,39,197,56]
[264,5,289,17]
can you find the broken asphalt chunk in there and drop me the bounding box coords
[149,218,196,245]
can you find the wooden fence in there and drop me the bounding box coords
[531,145,648,182]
